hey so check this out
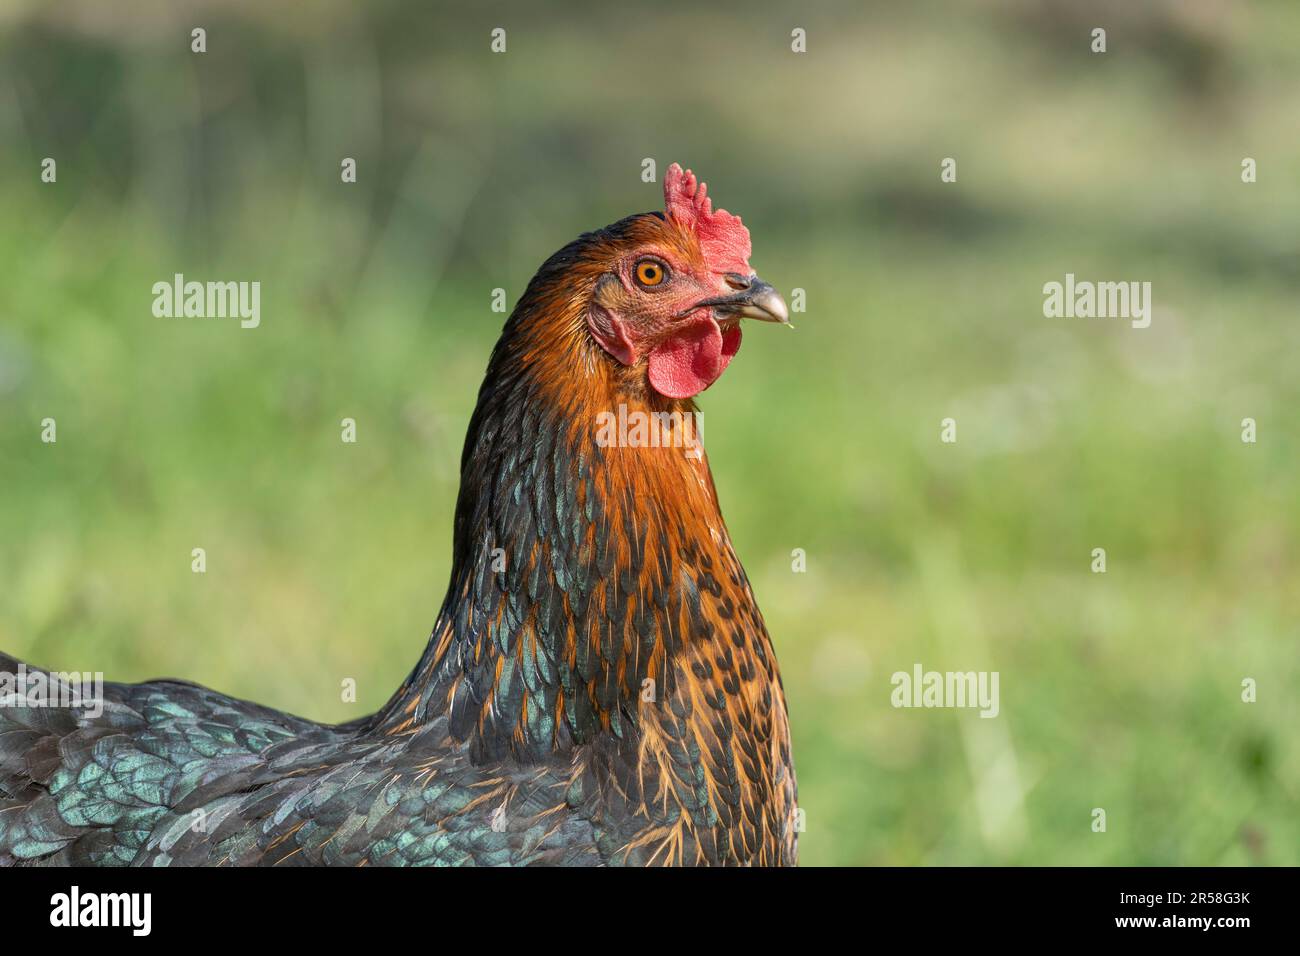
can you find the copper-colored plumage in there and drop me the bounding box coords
[373,208,798,864]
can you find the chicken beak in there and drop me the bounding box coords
[733,279,789,324]
[693,276,790,324]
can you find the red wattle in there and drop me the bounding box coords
[647,316,742,399]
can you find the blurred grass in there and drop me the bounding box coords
[1,0,1297,865]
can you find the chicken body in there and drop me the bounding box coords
[0,188,797,866]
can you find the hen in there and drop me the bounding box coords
[0,164,797,866]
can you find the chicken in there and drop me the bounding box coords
[0,164,798,866]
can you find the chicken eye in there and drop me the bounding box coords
[634,259,667,288]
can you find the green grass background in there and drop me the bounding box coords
[1,1,1296,864]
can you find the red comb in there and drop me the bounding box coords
[663,163,752,276]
